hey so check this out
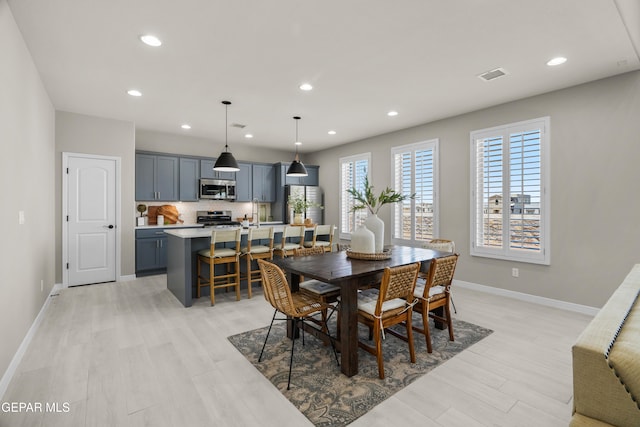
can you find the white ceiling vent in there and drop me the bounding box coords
[478,67,509,82]
[230,123,246,129]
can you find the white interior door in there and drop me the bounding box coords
[67,155,117,286]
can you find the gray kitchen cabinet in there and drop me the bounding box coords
[135,228,168,276]
[300,165,319,186]
[200,159,236,180]
[252,163,275,202]
[235,162,252,201]
[136,153,179,201]
[179,157,199,201]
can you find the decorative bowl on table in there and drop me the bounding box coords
[346,248,392,260]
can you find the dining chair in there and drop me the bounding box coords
[274,225,304,258]
[257,259,339,390]
[347,262,420,379]
[196,228,242,306]
[303,224,335,252]
[412,254,459,353]
[241,227,274,299]
[293,246,341,334]
[422,239,458,314]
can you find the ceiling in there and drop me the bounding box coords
[8,0,640,153]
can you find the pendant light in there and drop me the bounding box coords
[286,116,308,177]
[213,101,240,172]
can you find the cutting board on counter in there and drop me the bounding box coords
[148,205,182,225]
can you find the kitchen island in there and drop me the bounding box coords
[164,225,313,307]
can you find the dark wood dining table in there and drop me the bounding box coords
[273,245,448,377]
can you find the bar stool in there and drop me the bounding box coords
[303,224,335,252]
[274,225,304,258]
[241,227,274,299]
[197,228,242,306]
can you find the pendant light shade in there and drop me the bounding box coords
[286,116,308,177]
[213,101,240,172]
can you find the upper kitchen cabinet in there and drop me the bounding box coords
[179,157,200,201]
[136,153,179,201]
[252,163,275,202]
[279,163,319,186]
[235,162,252,202]
[300,165,319,186]
[200,159,236,180]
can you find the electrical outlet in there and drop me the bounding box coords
[512,268,519,278]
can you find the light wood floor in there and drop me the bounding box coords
[1,275,592,427]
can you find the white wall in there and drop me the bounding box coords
[136,129,293,163]
[309,71,640,308]
[55,112,136,281]
[0,0,55,385]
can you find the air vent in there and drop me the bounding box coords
[478,67,509,82]
[230,123,246,129]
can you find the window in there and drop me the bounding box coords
[470,117,550,264]
[339,153,370,239]
[391,139,439,245]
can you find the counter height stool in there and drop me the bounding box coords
[241,227,274,299]
[197,228,242,306]
[303,224,335,253]
[274,225,304,258]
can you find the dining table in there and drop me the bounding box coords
[273,245,448,377]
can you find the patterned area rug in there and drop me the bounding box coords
[228,315,492,426]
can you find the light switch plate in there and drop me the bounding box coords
[19,210,25,225]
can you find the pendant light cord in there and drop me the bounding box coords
[225,102,229,152]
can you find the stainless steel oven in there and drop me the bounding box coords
[199,179,236,200]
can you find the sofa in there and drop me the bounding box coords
[571,264,640,426]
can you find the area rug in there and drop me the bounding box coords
[228,315,492,426]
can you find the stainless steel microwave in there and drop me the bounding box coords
[199,178,236,200]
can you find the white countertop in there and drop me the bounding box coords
[164,224,314,239]
[135,223,204,229]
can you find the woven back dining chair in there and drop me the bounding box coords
[257,259,339,390]
[348,262,420,379]
[412,254,459,353]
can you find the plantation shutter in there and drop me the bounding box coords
[470,117,549,264]
[391,140,438,245]
[339,154,370,239]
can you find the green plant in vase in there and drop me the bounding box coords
[347,175,414,252]
[288,194,322,224]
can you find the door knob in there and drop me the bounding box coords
[104,224,115,229]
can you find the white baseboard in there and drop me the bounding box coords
[118,274,136,282]
[455,279,600,317]
[0,284,62,400]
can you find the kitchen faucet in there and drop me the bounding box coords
[252,198,260,227]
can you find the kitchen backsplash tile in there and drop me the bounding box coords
[135,200,269,224]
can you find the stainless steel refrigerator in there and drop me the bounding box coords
[284,185,324,224]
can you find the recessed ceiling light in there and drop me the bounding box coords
[387,110,398,117]
[546,57,567,66]
[295,141,302,146]
[328,130,336,135]
[127,89,142,97]
[140,34,162,47]
[181,124,191,130]
[245,134,253,139]
[299,83,313,91]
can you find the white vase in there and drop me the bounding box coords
[351,225,375,253]
[293,213,303,224]
[365,213,384,252]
